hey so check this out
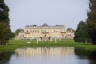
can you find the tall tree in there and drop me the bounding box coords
[87,0,96,44]
[74,21,91,43]
[0,0,11,45]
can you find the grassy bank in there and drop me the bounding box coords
[0,39,96,51]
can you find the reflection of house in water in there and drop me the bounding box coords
[15,47,75,56]
[17,24,75,40]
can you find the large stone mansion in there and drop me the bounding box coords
[17,24,75,40]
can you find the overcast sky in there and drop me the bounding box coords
[5,0,89,32]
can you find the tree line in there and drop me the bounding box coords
[0,0,14,45]
[74,0,96,44]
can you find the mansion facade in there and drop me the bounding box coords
[17,24,75,40]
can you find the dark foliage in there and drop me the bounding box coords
[87,0,96,44]
[0,0,11,45]
[74,21,91,43]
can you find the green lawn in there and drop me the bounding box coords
[0,39,96,51]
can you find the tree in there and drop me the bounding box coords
[15,29,24,36]
[67,28,75,32]
[0,0,11,45]
[10,32,15,39]
[87,0,96,44]
[74,21,91,43]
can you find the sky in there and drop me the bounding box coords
[5,0,89,32]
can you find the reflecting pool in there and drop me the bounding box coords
[0,47,96,64]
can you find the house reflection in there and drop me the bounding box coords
[15,47,74,56]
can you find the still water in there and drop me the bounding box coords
[0,47,96,64]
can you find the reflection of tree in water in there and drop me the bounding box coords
[75,48,96,64]
[0,51,13,64]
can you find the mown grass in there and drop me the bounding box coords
[0,39,96,51]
